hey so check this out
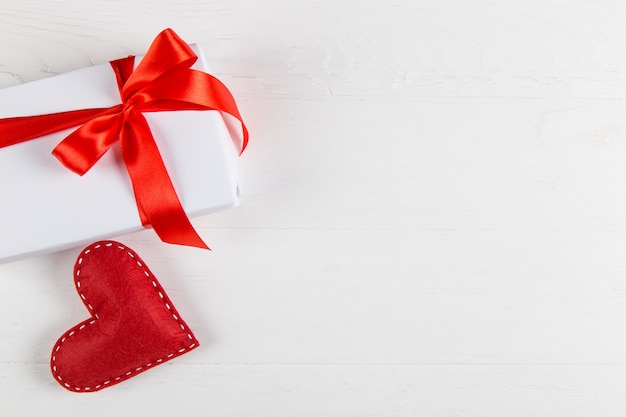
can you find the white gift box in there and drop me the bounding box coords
[0,45,241,263]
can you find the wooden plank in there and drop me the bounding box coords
[1,363,626,416]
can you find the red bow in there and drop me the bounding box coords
[0,29,248,249]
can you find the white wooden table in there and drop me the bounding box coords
[2,0,626,415]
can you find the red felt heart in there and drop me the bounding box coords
[50,241,199,392]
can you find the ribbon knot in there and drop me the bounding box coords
[0,29,248,250]
[122,100,137,113]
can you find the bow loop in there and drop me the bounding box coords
[53,106,124,175]
[121,29,197,101]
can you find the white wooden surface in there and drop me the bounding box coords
[2,0,626,415]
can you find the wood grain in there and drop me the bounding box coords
[2,0,626,415]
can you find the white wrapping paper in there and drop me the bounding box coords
[0,45,240,262]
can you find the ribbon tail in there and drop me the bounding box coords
[0,108,110,148]
[138,69,249,153]
[120,110,209,250]
[199,72,249,154]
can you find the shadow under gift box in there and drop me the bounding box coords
[0,45,241,263]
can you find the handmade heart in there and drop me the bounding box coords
[51,241,199,392]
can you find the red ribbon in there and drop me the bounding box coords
[0,29,248,250]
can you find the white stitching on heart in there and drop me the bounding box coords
[50,242,198,392]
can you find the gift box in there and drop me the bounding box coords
[0,30,246,263]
